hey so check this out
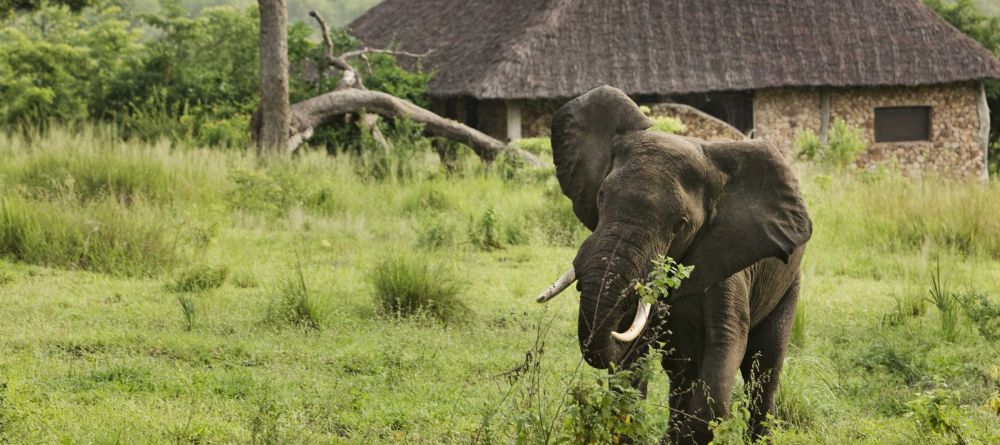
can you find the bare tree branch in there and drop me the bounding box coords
[256,11,542,167]
[283,89,543,166]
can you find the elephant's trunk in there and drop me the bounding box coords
[574,226,658,369]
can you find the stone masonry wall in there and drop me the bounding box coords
[754,83,987,179]
[648,103,747,141]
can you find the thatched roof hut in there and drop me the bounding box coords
[351,0,1000,178]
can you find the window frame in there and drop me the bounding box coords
[873,106,932,143]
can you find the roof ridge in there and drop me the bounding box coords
[475,0,573,97]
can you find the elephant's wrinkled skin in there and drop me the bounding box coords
[548,86,812,444]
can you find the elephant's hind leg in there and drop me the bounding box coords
[740,275,800,440]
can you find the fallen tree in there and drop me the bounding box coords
[252,11,542,166]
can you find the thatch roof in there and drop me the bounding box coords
[349,0,1000,99]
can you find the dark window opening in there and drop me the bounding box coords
[874,106,931,142]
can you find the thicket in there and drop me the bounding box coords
[0,1,429,150]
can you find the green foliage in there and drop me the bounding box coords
[956,291,1000,341]
[0,194,182,276]
[634,255,694,304]
[416,215,458,250]
[0,4,141,127]
[795,119,865,171]
[925,0,1000,173]
[927,261,961,341]
[907,386,971,445]
[360,53,431,108]
[263,260,321,331]
[467,207,527,251]
[168,264,230,293]
[509,137,552,156]
[649,116,688,134]
[177,294,196,331]
[564,355,662,444]
[0,2,428,151]
[369,254,467,322]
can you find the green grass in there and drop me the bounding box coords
[0,130,998,443]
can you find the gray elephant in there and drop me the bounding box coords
[535,86,812,444]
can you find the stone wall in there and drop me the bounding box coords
[648,103,746,141]
[754,83,988,179]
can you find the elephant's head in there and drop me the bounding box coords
[536,86,812,369]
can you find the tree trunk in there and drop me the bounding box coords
[257,0,290,154]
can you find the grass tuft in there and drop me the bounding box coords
[263,260,322,331]
[168,265,229,293]
[369,254,467,322]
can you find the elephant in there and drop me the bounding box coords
[534,86,812,444]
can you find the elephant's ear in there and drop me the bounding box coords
[552,86,652,231]
[678,140,812,296]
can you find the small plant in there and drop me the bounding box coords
[907,386,970,445]
[177,294,196,331]
[469,207,504,251]
[796,119,865,171]
[633,255,695,303]
[649,116,688,134]
[369,254,467,322]
[564,353,662,444]
[167,264,229,293]
[263,260,321,331]
[955,291,1000,341]
[230,271,260,289]
[926,261,961,341]
[417,215,458,250]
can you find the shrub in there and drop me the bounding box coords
[956,291,1000,341]
[0,195,181,276]
[649,116,687,134]
[469,207,504,251]
[369,254,467,322]
[168,264,229,293]
[796,119,865,170]
[416,215,458,250]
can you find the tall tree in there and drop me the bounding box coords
[257,0,290,154]
[926,0,1000,173]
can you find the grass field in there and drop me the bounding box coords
[0,129,998,444]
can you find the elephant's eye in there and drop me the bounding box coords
[597,189,605,204]
[674,216,689,233]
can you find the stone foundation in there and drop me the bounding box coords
[754,83,987,179]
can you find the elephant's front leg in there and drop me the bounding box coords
[670,278,751,444]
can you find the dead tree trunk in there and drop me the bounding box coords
[256,0,290,154]
[251,11,542,167]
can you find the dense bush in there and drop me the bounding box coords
[0,2,429,150]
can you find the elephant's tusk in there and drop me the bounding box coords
[535,269,576,303]
[611,301,651,342]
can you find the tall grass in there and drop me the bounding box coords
[805,172,1000,258]
[0,195,182,276]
